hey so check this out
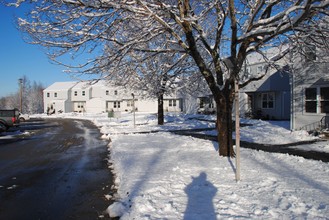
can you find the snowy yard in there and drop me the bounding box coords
[37,112,329,219]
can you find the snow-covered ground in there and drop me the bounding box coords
[27,112,329,218]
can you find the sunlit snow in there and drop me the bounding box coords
[32,112,329,219]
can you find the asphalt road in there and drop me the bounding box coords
[0,118,114,220]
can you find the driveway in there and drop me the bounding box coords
[0,118,114,219]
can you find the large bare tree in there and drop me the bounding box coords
[6,0,329,157]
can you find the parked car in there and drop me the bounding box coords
[0,122,6,132]
[19,113,30,122]
[0,108,20,131]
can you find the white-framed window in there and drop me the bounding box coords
[54,92,57,98]
[305,88,317,113]
[320,87,329,113]
[306,86,329,113]
[257,66,263,73]
[47,93,50,97]
[305,45,317,61]
[82,91,85,96]
[127,100,133,107]
[74,91,77,96]
[114,90,118,95]
[261,93,274,109]
[106,90,109,95]
[114,101,120,108]
[169,99,177,107]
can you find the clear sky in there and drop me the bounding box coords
[0,4,91,98]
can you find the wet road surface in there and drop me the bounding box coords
[0,118,114,219]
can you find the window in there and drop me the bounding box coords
[47,93,50,97]
[114,90,118,95]
[208,98,214,108]
[106,90,109,95]
[305,88,317,113]
[261,93,274,109]
[74,91,77,96]
[305,45,316,61]
[320,87,329,113]
[199,99,204,108]
[169,99,177,107]
[127,100,133,107]
[257,66,263,73]
[82,91,85,96]
[114,101,120,108]
[54,92,57,98]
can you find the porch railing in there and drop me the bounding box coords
[299,116,329,133]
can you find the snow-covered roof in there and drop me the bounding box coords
[72,81,93,90]
[89,80,116,88]
[246,45,290,64]
[44,81,78,91]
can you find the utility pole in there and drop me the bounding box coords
[18,78,23,113]
[235,79,241,182]
[223,57,241,181]
[131,93,136,128]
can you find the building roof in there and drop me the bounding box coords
[73,81,93,90]
[44,81,78,91]
[246,44,290,64]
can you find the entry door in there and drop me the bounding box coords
[73,102,85,112]
[106,101,121,111]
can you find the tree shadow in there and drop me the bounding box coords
[184,172,217,220]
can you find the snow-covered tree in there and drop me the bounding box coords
[131,54,189,125]
[110,45,195,125]
[25,81,44,114]
[0,76,44,114]
[6,0,329,157]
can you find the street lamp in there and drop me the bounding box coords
[18,78,23,113]
[131,93,136,128]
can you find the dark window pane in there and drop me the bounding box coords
[200,99,204,108]
[305,88,316,100]
[321,87,329,100]
[321,101,329,113]
[306,101,317,113]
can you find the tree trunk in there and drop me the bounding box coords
[216,89,235,157]
[158,93,164,125]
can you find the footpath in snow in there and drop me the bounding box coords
[38,112,329,219]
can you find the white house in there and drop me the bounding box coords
[43,80,183,114]
[71,81,92,112]
[43,81,77,114]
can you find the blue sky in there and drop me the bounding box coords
[0,4,90,98]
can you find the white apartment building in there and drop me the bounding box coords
[43,80,183,114]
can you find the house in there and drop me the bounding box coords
[187,46,292,119]
[43,80,183,114]
[240,46,291,120]
[241,67,291,120]
[240,43,329,131]
[290,44,329,131]
[71,81,92,112]
[43,81,77,114]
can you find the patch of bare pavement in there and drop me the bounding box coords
[0,118,115,219]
